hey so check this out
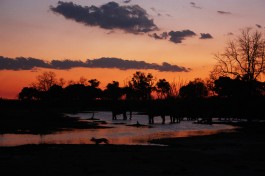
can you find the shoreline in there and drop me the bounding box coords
[0,121,236,147]
[1,122,265,176]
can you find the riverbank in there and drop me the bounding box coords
[0,107,111,134]
[1,122,265,176]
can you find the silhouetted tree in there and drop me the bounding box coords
[46,84,64,101]
[78,76,88,85]
[64,84,88,101]
[156,79,171,99]
[18,87,39,100]
[87,79,102,99]
[32,71,57,91]
[58,77,66,87]
[168,78,186,98]
[123,86,137,100]
[179,78,208,98]
[214,76,265,97]
[104,81,123,100]
[88,79,100,88]
[128,71,155,100]
[213,28,265,82]
[214,77,241,97]
[205,78,216,96]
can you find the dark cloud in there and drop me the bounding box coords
[50,1,158,33]
[159,62,190,72]
[0,56,50,70]
[86,58,189,72]
[256,24,262,28]
[123,0,131,3]
[50,59,86,69]
[168,30,196,43]
[149,32,168,40]
[190,2,202,9]
[150,30,214,43]
[217,11,231,15]
[0,56,189,72]
[150,30,215,43]
[199,33,213,39]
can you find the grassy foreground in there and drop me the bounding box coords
[1,122,265,176]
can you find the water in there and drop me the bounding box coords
[0,111,235,146]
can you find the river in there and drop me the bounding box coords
[0,111,236,146]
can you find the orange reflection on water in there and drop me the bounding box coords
[0,128,235,146]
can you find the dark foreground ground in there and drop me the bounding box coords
[1,122,265,176]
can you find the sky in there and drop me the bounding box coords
[0,0,265,99]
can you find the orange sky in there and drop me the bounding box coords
[0,65,212,99]
[0,0,264,99]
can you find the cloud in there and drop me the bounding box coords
[159,62,190,72]
[50,59,86,69]
[0,56,190,72]
[199,33,213,39]
[190,2,202,9]
[256,24,262,28]
[168,30,196,43]
[150,30,215,43]
[217,11,231,15]
[149,30,196,43]
[50,1,158,34]
[149,32,168,40]
[0,56,50,70]
[123,0,131,3]
[86,58,189,72]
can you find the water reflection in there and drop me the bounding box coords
[0,111,235,146]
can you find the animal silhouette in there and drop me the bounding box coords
[90,137,109,145]
[111,101,132,120]
[112,107,132,120]
[148,113,166,124]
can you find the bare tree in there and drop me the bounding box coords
[78,76,88,85]
[32,71,57,91]
[168,77,187,98]
[213,28,265,82]
[58,78,66,87]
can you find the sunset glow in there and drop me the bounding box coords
[1,0,264,99]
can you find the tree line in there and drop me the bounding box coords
[18,70,265,102]
[18,71,181,101]
[12,28,265,122]
[18,28,265,102]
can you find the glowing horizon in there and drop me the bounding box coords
[0,0,264,99]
